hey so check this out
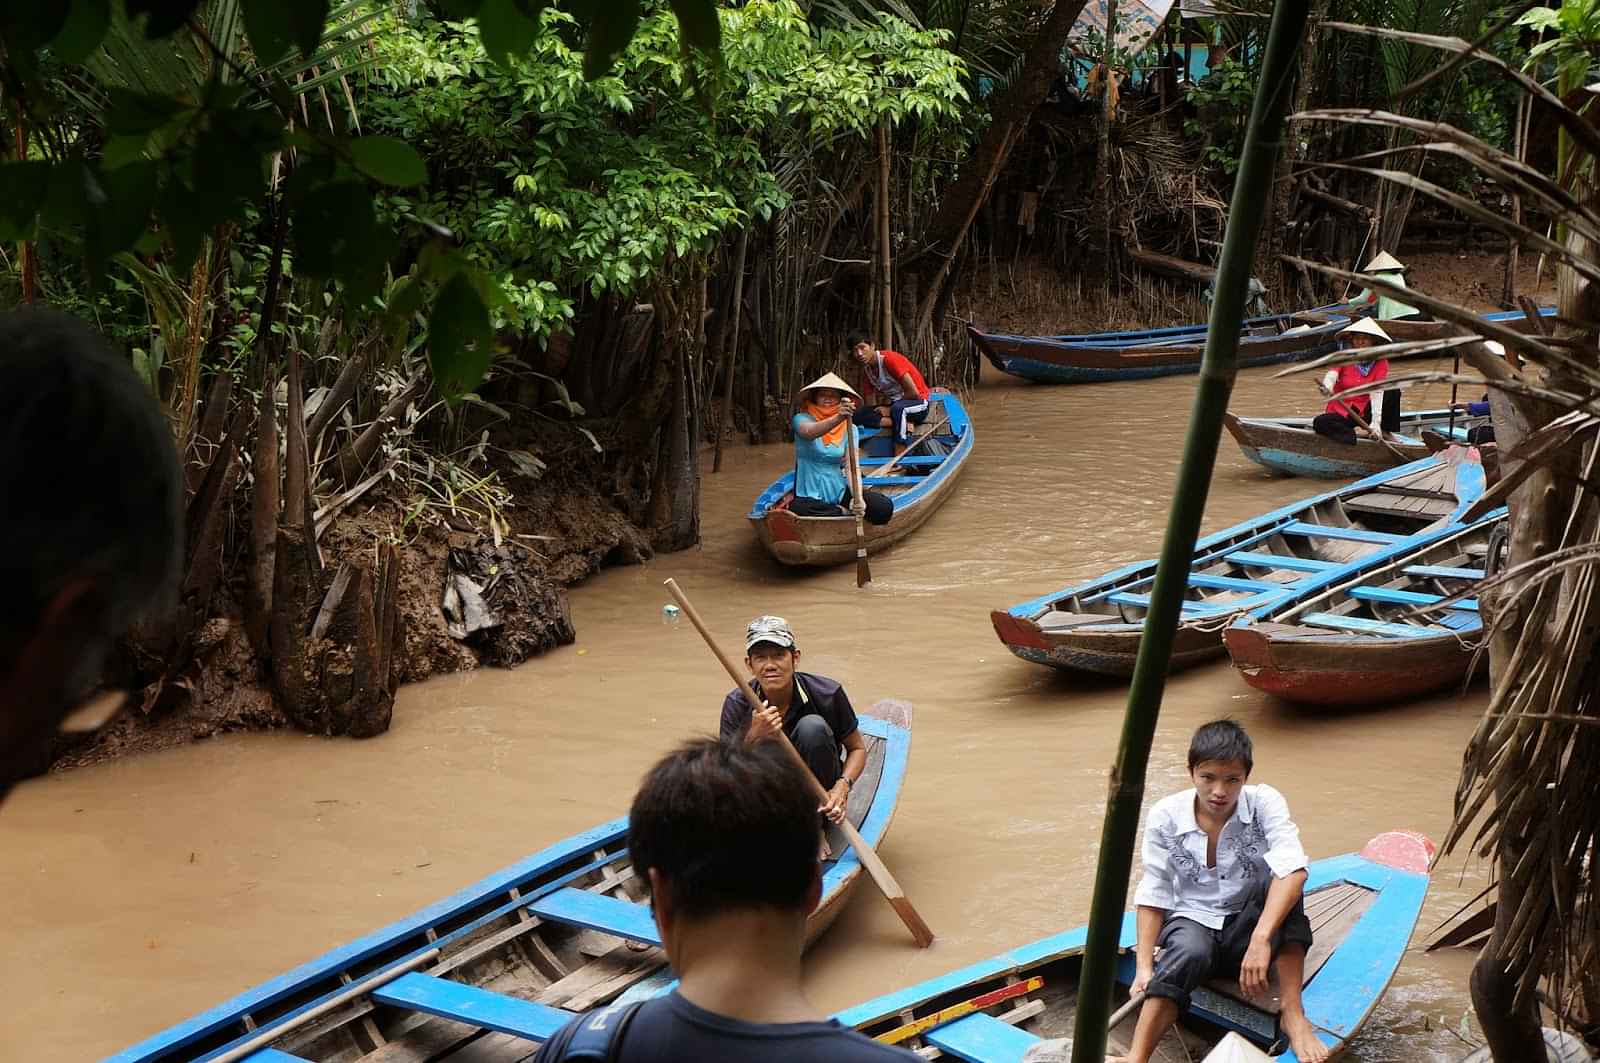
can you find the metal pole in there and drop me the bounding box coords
[1067,2,1312,1059]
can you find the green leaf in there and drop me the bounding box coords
[88,161,160,266]
[1516,7,1562,29]
[242,0,294,62]
[582,0,640,80]
[348,135,428,187]
[428,273,495,400]
[48,0,111,63]
[124,0,204,37]
[478,0,543,67]
[667,0,720,58]
[104,89,186,134]
[0,162,53,242]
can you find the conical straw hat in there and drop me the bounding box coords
[797,371,861,401]
[1364,250,1406,272]
[1341,317,1391,342]
[1200,1033,1276,1062]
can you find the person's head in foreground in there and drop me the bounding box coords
[630,735,821,959]
[1187,718,1253,820]
[845,329,877,367]
[745,614,800,704]
[0,308,181,802]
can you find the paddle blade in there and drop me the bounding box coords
[856,548,871,587]
[889,895,934,948]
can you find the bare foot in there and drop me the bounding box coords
[818,837,833,861]
[1281,1013,1331,1062]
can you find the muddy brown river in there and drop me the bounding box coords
[1,359,1493,1061]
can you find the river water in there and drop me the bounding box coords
[1,359,1492,1061]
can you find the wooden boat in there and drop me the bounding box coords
[112,700,912,1063]
[1379,304,1555,342]
[969,309,1349,385]
[748,387,973,566]
[836,831,1434,1062]
[990,451,1487,676]
[1224,407,1490,479]
[1224,513,1506,705]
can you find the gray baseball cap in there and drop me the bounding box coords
[745,615,797,652]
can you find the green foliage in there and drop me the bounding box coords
[1520,0,1600,86]
[1184,58,1257,176]
[365,1,965,341]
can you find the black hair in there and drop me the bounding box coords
[844,329,873,352]
[1187,719,1253,774]
[628,737,819,921]
[0,308,182,674]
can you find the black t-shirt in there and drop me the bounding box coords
[718,672,859,745]
[532,991,916,1062]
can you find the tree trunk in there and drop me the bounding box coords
[713,228,749,473]
[1261,0,1328,292]
[648,340,699,552]
[917,0,1090,273]
[1089,0,1118,278]
[877,118,894,345]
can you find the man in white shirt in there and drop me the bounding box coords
[1115,720,1329,1063]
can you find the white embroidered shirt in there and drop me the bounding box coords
[1132,783,1309,930]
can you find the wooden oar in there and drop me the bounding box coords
[1345,403,1412,462]
[847,424,871,587]
[867,413,952,483]
[876,975,1044,1044]
[662,578,935,948]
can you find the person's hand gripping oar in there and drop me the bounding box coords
[662,578,935,948]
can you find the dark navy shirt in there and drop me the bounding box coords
[532,991,917,1061]
[718,671,859,745]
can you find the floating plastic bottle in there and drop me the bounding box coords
[661,603,682,626]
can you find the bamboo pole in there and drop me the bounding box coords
[877,118,893,347]
[1066,3,1312,1060]
[713,228,750,473]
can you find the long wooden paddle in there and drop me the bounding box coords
[846,424,871,587]
[1345,402,1411,462]
[869,413,953,483]
[662,578,935,948]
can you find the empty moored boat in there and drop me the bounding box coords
[112,701,912,1063]
[836,832,1434,1062]
[749,387,973,566]
[1225,513,1506,705]
[969,310,1348,385]
[991,451,1486,676]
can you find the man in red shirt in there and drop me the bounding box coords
[846,330,930,456]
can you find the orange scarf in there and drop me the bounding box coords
[802,400,848,447]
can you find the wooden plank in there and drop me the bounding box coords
[924,1011,1041,1061]
[1348,586,1479,611]
[534,944,665,1009]
[371,974,568,1042]
[1300,613,1438,638]
[1228,552,1337,573]
[526,889,661,947]
[1404,564,1484,580]
[1282,522,1401,545]
[1187,573,1284,593]
[877,976,1044,1045]
[355,1015,480,1063]
[245,1052,314,1063]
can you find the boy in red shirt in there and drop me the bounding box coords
[846,330,930,456]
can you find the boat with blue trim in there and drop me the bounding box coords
[836,831,1434,1062]
[748,387,974,566]
[111,700,912,1063]
[1224,513,1507,705]
[990,450,1487,676]
[969,309,1349,385]
[1223,407,1488,480]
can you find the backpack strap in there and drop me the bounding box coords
[560,999,645,1062]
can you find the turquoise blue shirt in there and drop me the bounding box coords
[793,413,848,503]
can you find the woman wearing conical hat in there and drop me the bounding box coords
[786,372,893,525]
[1311,318,1392,445]
[1346,251,1422,321]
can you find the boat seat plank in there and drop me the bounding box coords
[527,888,661,946]
[1404,564,1485,580]
[1229,552,1337,573]
[1202,884,1377,1018]
[245,1052,313,1063]
[859,456,941,467]
[371,973,569,1042]
[1300,612,1439,638]
[1188,572,1284,593]
[1439,612,1481,631]
[1106,592,1219,613]
[862,476,923,486]
[1348,587,1479,611]
[1282,522,1402,545]
[924,1011,1041,1062]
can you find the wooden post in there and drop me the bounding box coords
[1503,92,1528,307]
[1066,2,1312,1059]
[877,118,893,347]
[713,228,749,473]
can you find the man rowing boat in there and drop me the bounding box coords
[719,616,867,834]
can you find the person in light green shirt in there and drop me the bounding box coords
[1348,250,1423,321]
